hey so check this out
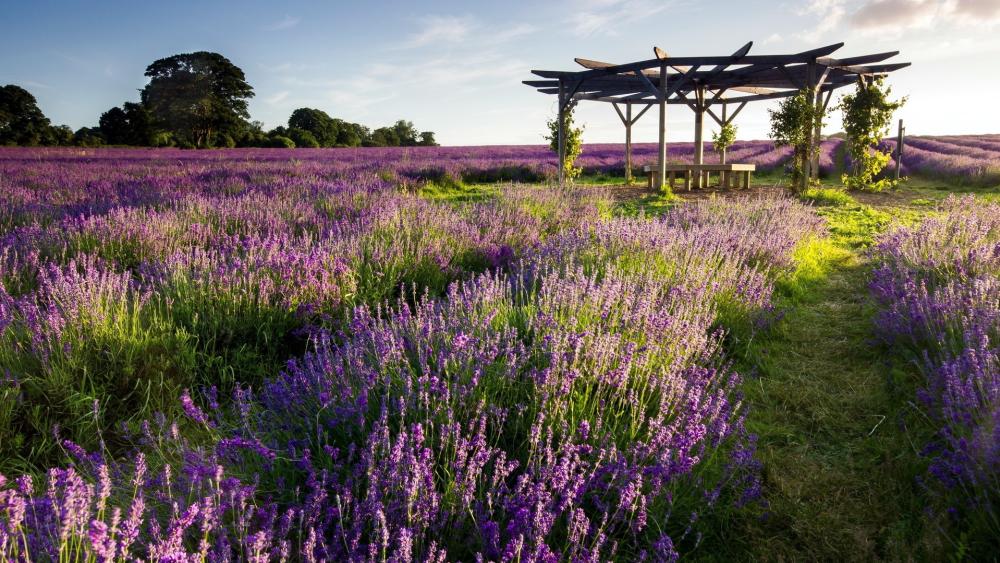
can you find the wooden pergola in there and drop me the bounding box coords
[524,42,910,189]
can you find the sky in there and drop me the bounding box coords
[3,0,1000,145]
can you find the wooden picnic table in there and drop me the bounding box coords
[643,163,755,190]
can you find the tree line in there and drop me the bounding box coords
[0,51,437,149]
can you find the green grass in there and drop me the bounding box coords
[694,189,947,560]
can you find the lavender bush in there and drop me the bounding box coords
[871,195,1000,548]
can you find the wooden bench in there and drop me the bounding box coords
[643,163,756,190]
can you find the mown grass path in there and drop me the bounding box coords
[701,196,937,561]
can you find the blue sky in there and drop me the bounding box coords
[3,0,999,145]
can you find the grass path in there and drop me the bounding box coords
[702,198,937,561]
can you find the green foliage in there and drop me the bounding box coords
[544,102,585,181]
[769,90,825,191]
[263,135,295,148]
[289,107,339,146]
[0,84,52,146]
[0,295,198,472]
[99,102,156,146]
[364,120,434,147]
[838,77,906,192]
[418,131,438,146]
[712,121,737,158]
[287,127,320,148]
[800,187,857,207]
[140,51,255,148]
[72,127,106,147]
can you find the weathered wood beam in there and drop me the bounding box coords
[817,51,899,66]
[829,62,911,75]
[545,43,846,80]
[558,81,566,186]
[635,70,665,100]
[726,101,748,124]
[658,62,668,191]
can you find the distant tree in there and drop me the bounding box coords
[263,135,295,148]
[140,52,254,148]
[99,106,129,144]
[289,108,338,147]
[418,131,438,146]
[335,120,368,147]
[235,120,268,147]
[46,124,74,146]
[0,84,52,146]
[72,127,105,147]
[287,127,320,148]
[769,89,825,191]
[544,102,584,181]
[368,126,400,147]
[838,77,906,192]
[100,102,155,145]
[392,119,420,146]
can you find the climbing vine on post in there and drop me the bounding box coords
[545,101,584,182]
[712,121,737,164]
[769,90,825,192]
[838,77,906,192]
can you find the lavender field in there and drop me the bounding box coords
[0,144,997,561]
[0,147,827,560]
[2,133,998,192]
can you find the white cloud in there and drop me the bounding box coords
[762,32,783,45]
[950,0,1000,21]
[569,0,673,36]
[846,0,1000,33]
[265,91,290,105]
[795,0,848,41]
[850,0,941,31]
[403,15,477,47]
[264,15,300,31]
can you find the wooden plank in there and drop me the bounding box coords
[564,43,846,79]
[642,164,757,172]
[817,51,899,66]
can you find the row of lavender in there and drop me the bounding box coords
[883,135,1000,185]
[0,149,825,559]
[0,139,822,197]
[870,195,1000,548]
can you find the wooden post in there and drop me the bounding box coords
[693,86,705,188]
[802,63,817,190]
[720,103,728,165]
[812,90,824,181]
[557,80,566,186]
[625,104,633,185]
[895,118,905,181]
[657,63,668,191]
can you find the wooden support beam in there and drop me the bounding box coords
[726,101,748,124]
[625,104,633,184]
[558,81,566,186]
[658,62,668,191]
[635,70,664,100]
[694,86,706,171]
[631,103,653,124]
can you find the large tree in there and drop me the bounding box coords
[0,84,52,146]
[140,52,254,148]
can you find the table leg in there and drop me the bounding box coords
[743,171,751,189]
